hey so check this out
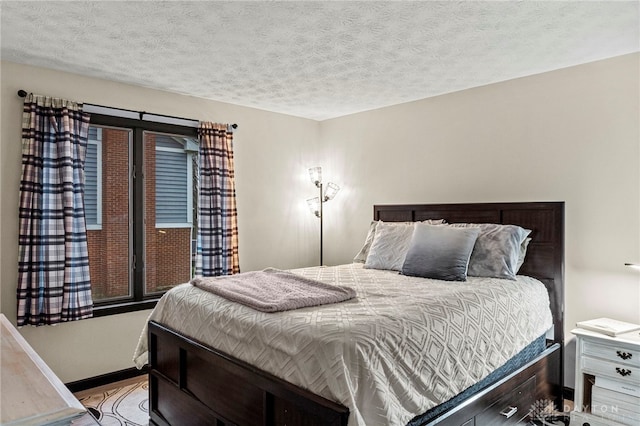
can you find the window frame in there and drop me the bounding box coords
[89,113,199,317]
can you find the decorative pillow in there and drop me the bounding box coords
[363,222,416,271]
[401,224,480,281]
[451,223,532,280]
[353,219,445,263]
[516,237,532,272]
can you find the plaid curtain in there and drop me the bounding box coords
[17,94,93,326]
[196,122,240,276]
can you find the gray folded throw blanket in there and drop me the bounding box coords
[191,268,356,313]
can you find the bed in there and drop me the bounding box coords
[134,201,564,426]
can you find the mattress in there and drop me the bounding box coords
[133,263,552,426]
[408,333,547,425]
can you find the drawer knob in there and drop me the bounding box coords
[617,350,633,360]
[616,367,632,377]
[499,406,518,419]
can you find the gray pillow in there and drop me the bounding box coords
[402,224,480,281]
[364,222,416,271]
[451,223,532,280]
[353,219,446,263]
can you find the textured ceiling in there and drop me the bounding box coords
[1,1,638,121]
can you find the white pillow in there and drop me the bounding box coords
[364,222,415,271]
[353,221,378,263]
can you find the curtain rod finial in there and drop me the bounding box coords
[17,90,27,98]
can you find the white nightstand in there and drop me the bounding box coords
[571,327,640,426]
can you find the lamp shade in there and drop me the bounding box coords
[307,197,321,217]
[324,182,340,201]
[309,167,322,186]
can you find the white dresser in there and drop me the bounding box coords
[571,327,640,426]
[0,313,86,426]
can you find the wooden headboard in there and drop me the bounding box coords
[373,201,565,349]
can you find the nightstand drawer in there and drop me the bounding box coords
[583,356,640,386]
[590,390,640,426]
[584,340,640,367]
[592,385,640,416]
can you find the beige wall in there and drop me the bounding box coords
[320,53,640,384]
[1,54,639,386]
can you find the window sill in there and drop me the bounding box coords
[92,299,160,317]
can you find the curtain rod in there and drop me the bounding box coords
[17,89,238,130]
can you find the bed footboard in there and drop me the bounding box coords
[148,320,349,426]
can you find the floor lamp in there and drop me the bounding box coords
[307,167,340,266]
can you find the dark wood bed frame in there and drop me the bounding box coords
[148,201,564,426]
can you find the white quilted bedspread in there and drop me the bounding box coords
[133,263,552,426]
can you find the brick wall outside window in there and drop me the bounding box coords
[87,128,130,300]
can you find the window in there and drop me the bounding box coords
[85,114,198,315]
[154,135,197,227]
[85,127,102,230]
